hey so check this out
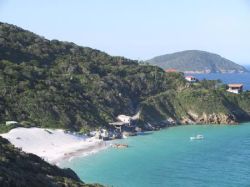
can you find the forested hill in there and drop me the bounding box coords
[0,22,181,131]
[147,50,248,73]
[0,22,250,132]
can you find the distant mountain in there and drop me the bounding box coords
[147,50,248,74]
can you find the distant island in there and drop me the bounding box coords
[146,50,249,74]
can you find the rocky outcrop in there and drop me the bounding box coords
[181,112,237,124]
[140,88,250,127]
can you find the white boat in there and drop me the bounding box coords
[190,134,204,140]
[122,134,128,139]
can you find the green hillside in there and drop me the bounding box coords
[0,22,181,131]
[0,22,250,133]
[147,50,248,73]
[140,87,250,125]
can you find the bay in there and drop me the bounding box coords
[61,123,250,187]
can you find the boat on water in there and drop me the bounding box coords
[190,134,204,140]
[122,134,128,139]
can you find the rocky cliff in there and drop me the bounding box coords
[140,87,250,126]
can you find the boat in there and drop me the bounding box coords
[122,134,128,139]
[190,134,204,140]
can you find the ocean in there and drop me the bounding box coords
[185,65,250,90]
[60,72,250,187]
[61,123,250,187]
[193,72,250,90]
[245,65,250,71]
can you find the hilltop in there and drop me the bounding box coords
[147,50,248,73]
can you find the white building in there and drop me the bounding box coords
[185,76,198,83]
[117,115,132,124]
[227,84,243,94]
[5,121,18,126]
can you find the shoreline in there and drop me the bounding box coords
[0,127,112,166]
[53,140,112,165]
[2,122,250,166]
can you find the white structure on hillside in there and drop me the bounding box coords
[117,115,132,124]
[5,121,18,126]
[100,129,109,138]
[185,76,198,83]
[227,84,243,94]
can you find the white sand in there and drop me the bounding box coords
[0,127,109,164]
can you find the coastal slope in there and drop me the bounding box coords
[0,22,171,131]
[140,87,250,125]
[146,50,248,73]
[0,22,250,133]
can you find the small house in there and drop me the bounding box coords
[227,84,243,94]
[165,68,177,73]
[5,121,18,126]
[117,115,132,124]
[185,76,198,83]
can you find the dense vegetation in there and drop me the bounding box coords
[146,50,248,73]
[0,136,103,187]
[0,22,185,132]
[140,78,250,124]
[0,22,250,133]
[2,22,250,187]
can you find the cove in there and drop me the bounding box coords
[61,123,250,187]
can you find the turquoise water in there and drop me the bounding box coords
[61,123,250,187]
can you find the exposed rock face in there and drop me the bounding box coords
[140,88,250,127]
[181,112,237,124]
[198,113,236,124]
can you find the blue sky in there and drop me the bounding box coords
[0,0,250,64]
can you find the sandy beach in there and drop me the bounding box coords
[0,127,110,165]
